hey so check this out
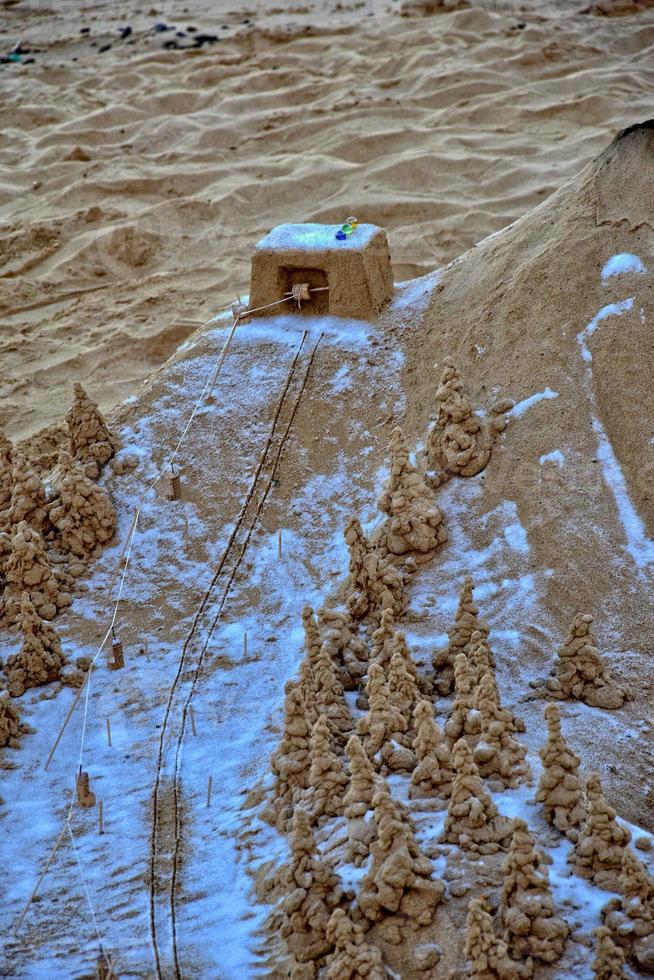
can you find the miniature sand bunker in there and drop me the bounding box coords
[49,451,116,558]
[248,222,393,321]
[427,358,506,482]
[547,614,626,710]
[375,426,447,560]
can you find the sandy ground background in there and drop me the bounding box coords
[2,0,654,442]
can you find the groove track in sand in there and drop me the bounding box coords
[148,329,323,979]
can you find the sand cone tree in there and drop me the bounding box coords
[473,673,530,789]
[376,426,447,558]
[270,681,313,824]
[299,606,321,724]
[308,713,348,820]
[549,614,626,710]
[313,640,353,737]
[66,382,118,477]
[359,779,444,929]
[344,735,379,865]
[0,689,30,748]
[0,430,13,518]
[499,819,569,964]
[445,652,481,744]
[465,897,527,980]
[343,518,405,624]
[409,699,453,803]
[592,926,626,980]
[535,704,586,841]
[469,630,496,685]
[2,521,71,625]
[317,606,368,690]
[573,773,631,889]
[603,847,654,944]
[387,650,420,725]
[370,609,397,669]
[279,807,346,969]
[427,357,501,479]
[5,591,66,696]
[49,451,116,559]
[442,739,513,854]
[325,908,389,980]
[357,663,411,771]
[5,453,49,534]
[433,575,489,695]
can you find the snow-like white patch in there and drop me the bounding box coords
[576,298,633,363]
[391,269,442,316]
[591,415,654,568]
[507,388,559,418]
[539,449,564,467]
[601,252,646,281]
[503,523,529,554]
[256,221,379,252]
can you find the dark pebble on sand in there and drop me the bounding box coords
[153,22,171,32]
[99,43,112,52]
[80,27,90,34]
[193,33,219,46]
[186,26,197,32]
[119,25,132,39]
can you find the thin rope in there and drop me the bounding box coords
[67,824,103,947]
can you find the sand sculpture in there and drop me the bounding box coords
[535,704,586,841]
[358,779,444,932]
[270,681,312,825]
[409,699,453,803]
[308,713,348,821]
[4,592,66,697]
[324,908,389,980]
[313,641,353,737]
[473,673,529,789]
[547,614,626,710]
[3,453,49,534]
[592,926,627,980]
[344,735,379,865]
[66,382,118,478]
[474,671,524,735]
[2,521,72,625]
[433,576,489,696]
[279,807,346,973]
[376,426,447,559]
[445,652,481,744]
[573,773,631,889]
[356,663,412,771]
[299,606,321,724]
[387,650,420,725]
[49,451,116,559]
[499,819,569,965]
[465,897,527,980]
[603,848,654,954]
[343,518,406,624]
[370,609,397,669]
[442,739,513,853]
[317,606,368,690]
[469,631,496,686]
[426,357,504,482]
[0,431,13,516]
[0,689,30,748]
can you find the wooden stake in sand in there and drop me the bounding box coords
[98,800,104,835]
[206,776,213,808]
[278,528,283,559]
[96,946,119,980]
[183,511,190,552]
[243,631,248,658]
[189,705,197,737]
[106,717,112,747]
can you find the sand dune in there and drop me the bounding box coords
[2,0,654,443]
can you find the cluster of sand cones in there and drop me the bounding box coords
[260,362,648,979]
[0,385,125,748]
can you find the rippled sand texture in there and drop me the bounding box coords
[1,0,653,439]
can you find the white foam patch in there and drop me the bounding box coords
[577,298,633,363]
[507,388,559,418]
[539,449,564,467]
[503,523,529,554]
[601,253,646,281]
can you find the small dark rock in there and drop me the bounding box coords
[153,22,171,32]
[98,44,112,53]
[193,33,219,46]
[119,26,132,39]
[80,27,91,34]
